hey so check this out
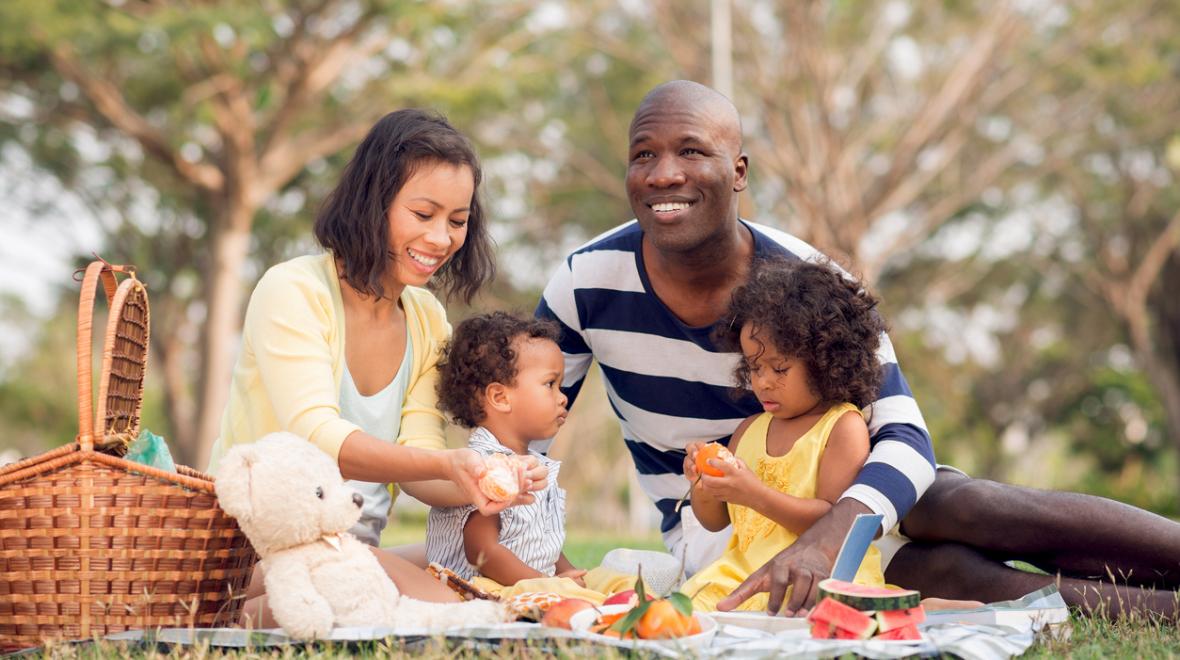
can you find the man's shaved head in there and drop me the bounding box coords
[632,80,743,151]
[626,80,749,256]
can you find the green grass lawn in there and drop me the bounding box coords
[31,519,1178,657]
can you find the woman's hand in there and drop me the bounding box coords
[699,456,763,508]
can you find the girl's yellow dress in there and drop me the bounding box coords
[682,403,884,612]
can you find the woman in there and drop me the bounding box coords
[208,109,544,619]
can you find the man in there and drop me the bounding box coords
[537,80,1180,618]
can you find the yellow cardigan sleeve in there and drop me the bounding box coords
[397,288,451,451]
[245,264,360,460]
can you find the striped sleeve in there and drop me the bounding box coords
[840,333,937,531]
[536,255,593,408]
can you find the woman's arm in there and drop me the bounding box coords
[463,512,544,586]
[705,411,870,536]
[338,431,521,515]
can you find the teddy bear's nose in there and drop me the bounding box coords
[352,493,363,508]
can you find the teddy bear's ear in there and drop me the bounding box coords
[213,443,261,523]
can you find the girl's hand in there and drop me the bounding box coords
[683,441,706,481]
[699,456,762,508]
[446,449,514,516]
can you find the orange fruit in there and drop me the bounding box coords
[635,599,697,639]
[695,443,730,477]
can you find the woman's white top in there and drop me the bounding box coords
[338,335,412,546]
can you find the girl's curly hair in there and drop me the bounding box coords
[436,311,561,428]
[714,258,886,409]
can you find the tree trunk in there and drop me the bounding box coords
[192,204,254,470]
[154,328,196,464]
[1124,305,1180,490]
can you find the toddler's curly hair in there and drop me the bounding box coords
[714,258,886,409]
[436,311,561,428]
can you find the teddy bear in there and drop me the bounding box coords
[214,432,511,640]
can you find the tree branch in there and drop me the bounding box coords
[47,43,224,193]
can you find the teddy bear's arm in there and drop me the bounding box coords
[264,555,335,640]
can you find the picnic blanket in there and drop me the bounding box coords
[101,586,1068,660]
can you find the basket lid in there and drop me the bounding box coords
[76,261,150,456]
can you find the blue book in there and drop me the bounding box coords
[829,513,884,582]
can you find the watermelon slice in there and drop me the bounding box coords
[817,579,921,611]
[874,623,921,640]
[876,605,926,632]
[811,621,864,640]
[807,597,876,639]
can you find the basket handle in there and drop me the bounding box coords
[75,260,136,452]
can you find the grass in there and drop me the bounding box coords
[29,617,1180,659]
[17,518,1180,657]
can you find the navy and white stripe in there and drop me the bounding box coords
[425,427,566,580]
[536,220,936,535]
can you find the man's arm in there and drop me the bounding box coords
[841,337,937,531]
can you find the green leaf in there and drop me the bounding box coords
[609,600,650,635]
[667,592,693,618]
[634,566,646,602]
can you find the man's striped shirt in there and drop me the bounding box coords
[535,220,936,537]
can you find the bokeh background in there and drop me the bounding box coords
[2,0,1179,537]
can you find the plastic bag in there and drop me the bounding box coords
[124,428,177,473]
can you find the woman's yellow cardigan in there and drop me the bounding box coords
[207,252,450,477]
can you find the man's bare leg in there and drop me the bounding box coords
[902,470,1180,588]
[886,541,1180,619]
[237,546,460,626]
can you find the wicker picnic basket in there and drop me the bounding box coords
[0,261,256,651]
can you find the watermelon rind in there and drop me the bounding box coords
[818,579,921,611]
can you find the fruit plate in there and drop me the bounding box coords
[709,610,810,635]
[568,604,718,650]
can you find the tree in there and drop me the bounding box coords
[1,0,564,467]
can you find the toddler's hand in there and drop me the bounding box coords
[516,454,549,493]
[557,568,588,587]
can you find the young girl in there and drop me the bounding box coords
[680,258,888,612]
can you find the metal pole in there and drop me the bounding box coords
[711,0,733,98]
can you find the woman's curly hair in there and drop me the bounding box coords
[436,311,561,428]
[714,258,886,409]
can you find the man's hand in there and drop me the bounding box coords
[715,539,832,616]
[715,498,873,615]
